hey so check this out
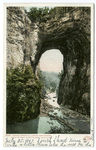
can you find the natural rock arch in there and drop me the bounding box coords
[7,7,90,115]
[32,27,90,72]
[30,11,90,115]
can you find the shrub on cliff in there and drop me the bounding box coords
[6,65,41,123]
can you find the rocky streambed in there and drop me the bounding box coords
[7,92,90,134]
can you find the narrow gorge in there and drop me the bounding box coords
[6,7,90,126]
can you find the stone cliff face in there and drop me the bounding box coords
[7,7,39,68]
[7,7,90,116]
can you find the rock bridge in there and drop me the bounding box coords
[7,7,90,115]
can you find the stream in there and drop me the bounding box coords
[7,92,90,134]
[7,92,73,134]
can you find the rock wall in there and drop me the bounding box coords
[58,54,90,115]
[7,7,39,68]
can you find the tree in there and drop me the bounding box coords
[27,7,50,22]
[7,65,41,123]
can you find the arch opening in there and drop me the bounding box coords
[36,49,64,106]
[39,49,63,73]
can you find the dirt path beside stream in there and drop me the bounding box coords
[39,98,54,117]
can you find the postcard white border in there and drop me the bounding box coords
[3,2,94,147]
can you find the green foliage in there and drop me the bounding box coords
[38,70,60,93]
[27,7,57,22]
[38,69,45,86]
[7,65,41,123]
[27,7,50,22]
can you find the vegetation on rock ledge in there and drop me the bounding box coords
[7,65,41,123]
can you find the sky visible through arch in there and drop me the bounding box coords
[39,49,63,73]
